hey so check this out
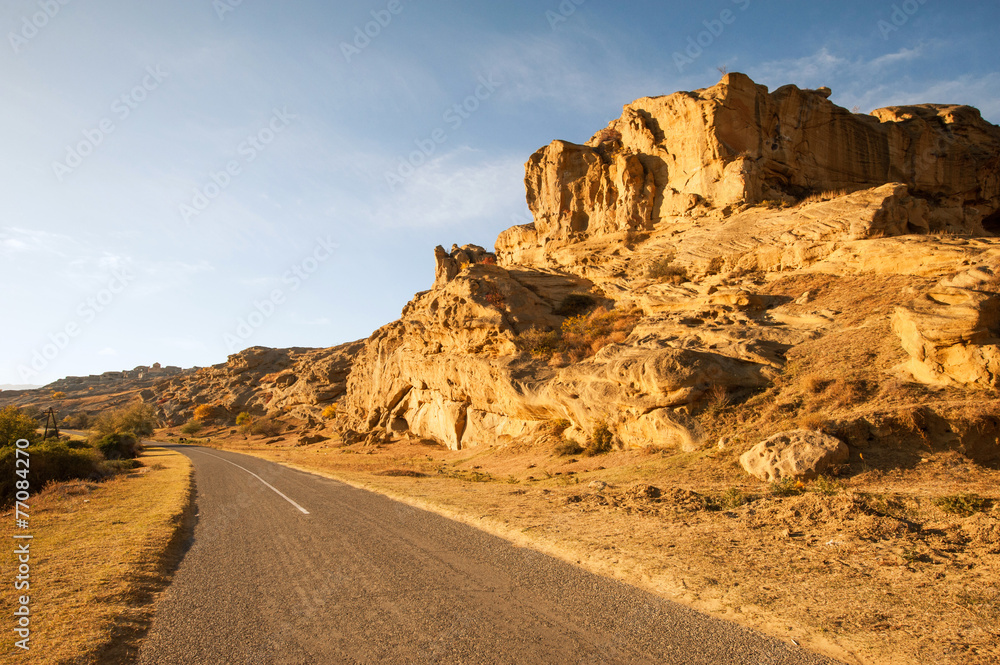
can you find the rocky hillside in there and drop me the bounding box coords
[6,73,998,475]
[340,73,1000,473]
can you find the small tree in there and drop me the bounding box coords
[91,402,157,440]
[0,406,38,448]
[193,404,217,423]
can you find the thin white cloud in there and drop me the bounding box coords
[365,149,525,229]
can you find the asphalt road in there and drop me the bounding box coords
[138,445,840,665]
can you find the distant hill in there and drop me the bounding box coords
[0,384,40,391]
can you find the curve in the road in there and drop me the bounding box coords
[138,445,842,665]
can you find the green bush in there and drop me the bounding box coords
[94,433,142,460]
[0,440,102,503]
[0,405,38,448]
[582,421,614,456]
[100,459,142,474]
[235,412,253,426]
[553,439,584,456]
[91,402,156,439]
[180,419,204,435]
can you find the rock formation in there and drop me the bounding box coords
[340,72,1000,468]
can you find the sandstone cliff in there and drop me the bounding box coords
[340,73,1000,466]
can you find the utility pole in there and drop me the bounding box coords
[43,407,60,439]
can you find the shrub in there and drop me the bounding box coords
[94,433,142,460]
[582,421,614,456]
[321,405,337,420]
[180,420,204,435]
[517,327,562,358]
[0,405,38,448]
[553,439,583,456]
[51,391,67,400]
[193,404,217,422]
[249,418,282,437]
[646,257,689,284]
[235,412,253,426]
[0,440,102,503]
[91,402,157,439]
[479,256,497,265]
[60,412,90,429]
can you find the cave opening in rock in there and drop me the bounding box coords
[982,208,1000,235]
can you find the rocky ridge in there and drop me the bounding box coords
[340,73,1000,473]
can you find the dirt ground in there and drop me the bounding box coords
[168,426,999,665]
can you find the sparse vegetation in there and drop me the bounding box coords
[934,492,990,517]
[646,253,689,284]
[51,391,67,400]
[769,477,806,497]
[321,405,338,420]
[61,412,90,430]
[235,412,253,426]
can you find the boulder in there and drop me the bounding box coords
[740,430,849,482]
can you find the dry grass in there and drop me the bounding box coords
[0,446,193,664]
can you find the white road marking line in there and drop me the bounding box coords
[191,449,310,515]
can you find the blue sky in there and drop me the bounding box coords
[1,0,998,386]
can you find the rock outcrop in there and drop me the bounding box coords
[499,72,1000,266]
[152,342,363,426]
[341,72,1000,462]
[740,430,850,482]
[893,262,1000,389]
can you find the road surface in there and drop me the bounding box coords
[138,445,839,664]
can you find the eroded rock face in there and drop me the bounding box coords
[500,73,1000,265]
[893,265,1000,389]
[740,430,850,482]
[154,342,364,425]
